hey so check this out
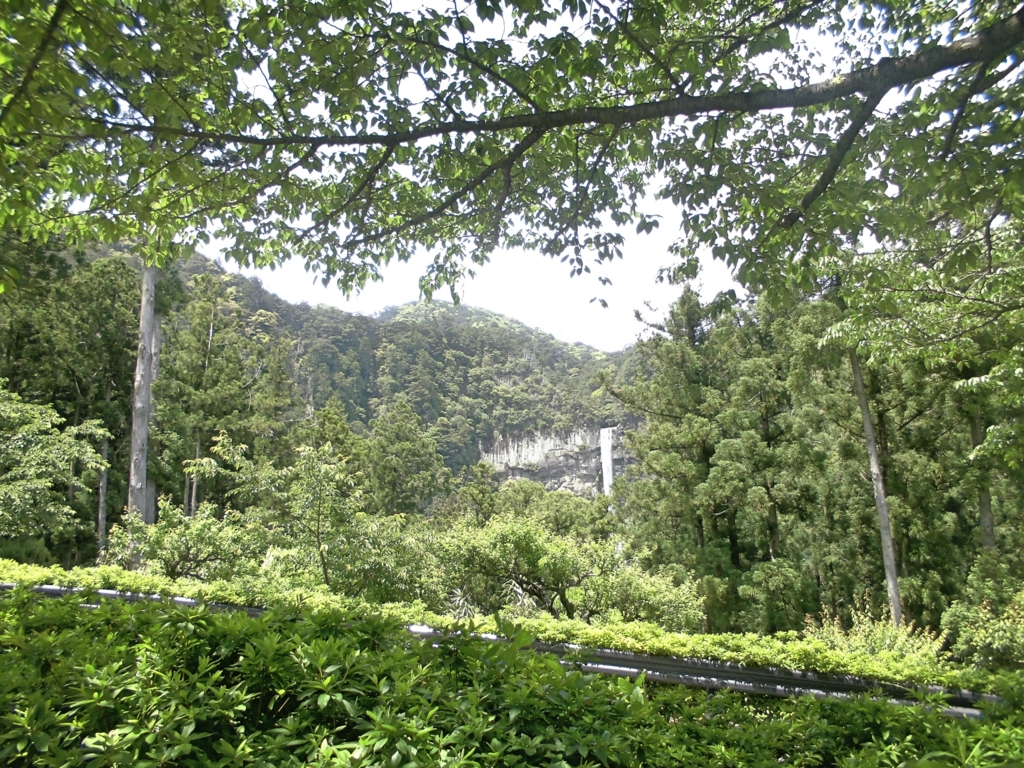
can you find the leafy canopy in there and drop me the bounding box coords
[4,0,1023,293]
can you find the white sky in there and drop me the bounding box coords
[208,210,740,353]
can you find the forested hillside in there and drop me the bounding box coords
[0,245,629,560]
[4,238,1024,658]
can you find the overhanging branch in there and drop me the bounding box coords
[0,0,72,130]
[78,7,1024,150]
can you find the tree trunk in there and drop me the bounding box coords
[850,349,903,626]
[147,310,162,521]
[766,485,781,560]
[97,378,111,553]
[97,437,108,553]
[189,438,200,514]
[128,265,157,523]
[970,411,996,550]
[726,508,741,569]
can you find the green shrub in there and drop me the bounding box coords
[1,558,1011,694]
[944,557,1024,670]
[2,590,1023,768]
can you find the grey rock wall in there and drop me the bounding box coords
[481,427,630,496]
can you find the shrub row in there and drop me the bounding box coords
[2,590,1024,768]
[0,558,1013,694]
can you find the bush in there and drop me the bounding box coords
[944,556,1024,670]
[0,558,1010,693]
[2,590,1023,768]
[0,590,658,767]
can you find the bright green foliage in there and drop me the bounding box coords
[5,0,1022,305]
[438,512,702,631]
[102,500,269,582]
[944,556,1024,670]
[0,250,140,559]
[611,288,1012,633]
[829,217,1024,473]
[2,592,1024,767]
[184,435,442,607]
[0,382,106,543]
[0,591,658,767]
[2,556,1017,691]
[364,397,450,516]
[153,272,297,509]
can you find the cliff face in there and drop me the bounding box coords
[481,428,630,496]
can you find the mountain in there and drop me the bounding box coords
[182,255,636,483]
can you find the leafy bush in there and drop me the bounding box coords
[805,606,950,670]
[0,558,1011,693]
[0,590,657,767]
[0,381,106,544]
[102,501,270,581]
[2,590,1023,768]
[944,557,1024,670]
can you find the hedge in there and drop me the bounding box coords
[0,558,1015,695]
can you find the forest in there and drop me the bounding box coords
[4,0,1024,764]
[2,240,1022,647]
[3,233,1024,765]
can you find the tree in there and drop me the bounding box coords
[364,397,449,516]
[828,215,1024,514]
[849,348,903,626]
[153,272,296,513]
[611,287,979,631]
[127,264,159,523]
[0,380,107,547]
[0,250,139,551]
[4,0,1023,295]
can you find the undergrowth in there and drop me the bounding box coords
[1,590,1023,767]
[0,558,1016,695]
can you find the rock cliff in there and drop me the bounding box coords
[481,427,630,496]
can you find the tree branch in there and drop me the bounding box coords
[940,61,990,160]
[776,88,886,229]
[343,129,545,249]
[0,0,71,130]
[76,8,1024,150]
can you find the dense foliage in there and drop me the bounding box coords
[2,251,1023,669]
[4,557,1017,694]
[2,591,1024,768]
[6,1,1024,761]
[5,0,1022,309]
[608,287,1024,639]
[0,252,625,561]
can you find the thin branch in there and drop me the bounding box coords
[297,145,395,244]
[343,129,544,249]
[678,0,820,90]
[940,61,990,160]
[593,0,687,97]
[776,88,886,230]
[398,33,541,110]
[0,0,72,130]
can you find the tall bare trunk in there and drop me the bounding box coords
[970,412,996,550]
[97,379,111,553]
[850,350,903,626]
[97,437,109,552]
[146,311,162,521]
[189,439,200,514]
[128,265,157,523]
